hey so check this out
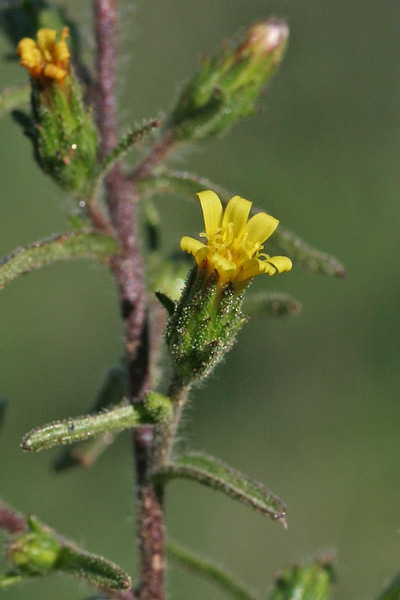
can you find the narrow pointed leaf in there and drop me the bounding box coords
[152,452,286,524]
[0,83,30,118]
[376,572,400,600]
[22,393,173,452]
[139,169,345,278]
[268,557,335,600]
[155,291,176,316]
[244,293,302,318]
[167,539,259,600]
[59,545,131,591]
[52,367,128,472]
[97,119,161,180]
[0,232,119,292]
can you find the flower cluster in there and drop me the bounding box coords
[16,27,70,83]
[181,191,292,287]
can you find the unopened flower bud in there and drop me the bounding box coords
[7,522,62,576]
[168,19,289,141]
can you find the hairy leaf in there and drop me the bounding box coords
[22,393,173,452]
[53,367,128,472]
[152,452,286,525]
[0,232,119,292]
[97,120,161,180]
[167,539,259,600]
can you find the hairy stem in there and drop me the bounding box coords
[93,3,165,599]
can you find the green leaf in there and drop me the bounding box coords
[59,545,131,591]
[376,572,400,600]
[155,291,176,316]
[22,393,173,452]
[267,557,335,600]
[243,293,302,318]
[96,119,161,181]
[167,539,259,600]
[138,169,346,278]
[52,366,128,472]
[0,231,119,292]
[152,452,286,525]
[0,83,30,118]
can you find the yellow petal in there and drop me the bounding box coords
[237,258,276,282]
[43,63,67,81]
[243,212,279,248]
[265,256,292,273]
[180,236,206,257]
[222,195,252,240]
[37,29,57,59]
[197,191,223,237]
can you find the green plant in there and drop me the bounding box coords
[0,2,396,600]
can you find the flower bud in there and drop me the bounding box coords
[16,28,98,197]
[168,19,289,141]
[6,522,62,576]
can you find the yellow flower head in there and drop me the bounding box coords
[181,191,292,286]
[16,27,70,83]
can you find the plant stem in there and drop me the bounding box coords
[93,3,166,599]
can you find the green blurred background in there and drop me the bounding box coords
[1,1,400,598]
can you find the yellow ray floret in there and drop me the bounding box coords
[16,27,70,82]
[181,191,292,285]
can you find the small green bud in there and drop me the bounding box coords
[168,19,289,140]
[165,264,246,384]
[6,519,62,576]
[142,392,174,424]
[269,556,335,600]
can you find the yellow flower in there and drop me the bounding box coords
[16,27,70,83]
[181,191,292,286]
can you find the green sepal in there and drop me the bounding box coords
[22,392,173,452]
[167,539,259,600]
[139,169,346,278]
[5,515,131,591]
[376,571,400,600]
[52,366,128,472]
[28,72,98,197]
[155,291,176,316]
[0,84,30,118]
[167,20,288,141]
[165,265,246,384]
[152,452,287,525]
[268,557,335,600]
[243,292,302,318]
[0,231,118,292]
